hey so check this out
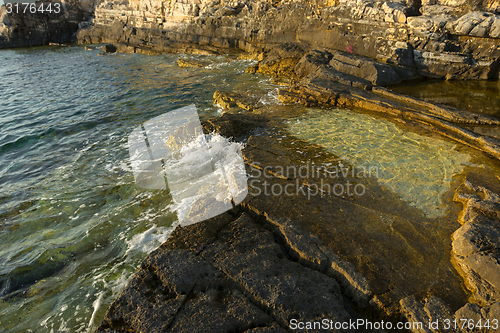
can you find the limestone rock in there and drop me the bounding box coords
[95,213,354,332]
[420,4,462,15]
[455,302,500,332]
[400,296,454,333]
[484,0,500,13]
[1,0,93,49]
[213,90,258,111]
[257,43,308,78]
[489,16,500,36]
[328,51,402,86]
[453,179,500,305]
[447,11,498,35]
[73,0,500,79]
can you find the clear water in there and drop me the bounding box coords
[287,108,474,218]
[391,79,500,119]
[0,46,278,333]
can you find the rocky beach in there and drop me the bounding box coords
[1,0,500,332]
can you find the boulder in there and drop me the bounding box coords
[489,16,500,37]
[328,51,402,86]
[447,11,498,35]
[256,43,308,77]
[294,49,334,78]
[213,90,258,111]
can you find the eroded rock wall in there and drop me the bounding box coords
[0,0,95,48]
[76,0,500,79]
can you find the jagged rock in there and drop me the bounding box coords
[447,11,499,36]
[400,296,454,333]
[381,1,407,22]
[452,179,500,305]
[411,50,498,79]
[294,49,334,78]
[95,213,353,332]
[301,67,374,91]
[455,302,500,332]
[328,50,402,86]
[407,15,451,32]
[0,0,94,49]
[420,4,462,15]
[401,296,500,333]
[489,16,500,36]
[213,90,258,111]
[256,43,307,78]
[73,0,500,79]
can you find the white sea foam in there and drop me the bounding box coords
[164,133,247,226]
[125,225,175,255]
[87,291,104,331]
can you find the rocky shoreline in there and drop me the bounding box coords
[73,0,500,80]
[91,46,500,330]
[2,0,500,331]
[94,99,500,332]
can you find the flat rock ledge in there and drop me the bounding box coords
[268,43,500,161]
[95,212,357,333]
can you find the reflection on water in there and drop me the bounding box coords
[287,108,474,218]
[391,79,500,119]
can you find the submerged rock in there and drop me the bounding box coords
[213,90,258,111]
[177,58,210,68]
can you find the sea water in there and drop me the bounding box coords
[0,46,277,333]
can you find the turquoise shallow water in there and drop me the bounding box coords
[0,46,278,332]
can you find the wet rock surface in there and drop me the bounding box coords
[177,58,210,68]
[270,45,500,162]
[453,177,500,305]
